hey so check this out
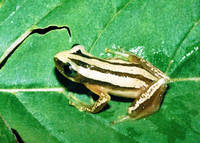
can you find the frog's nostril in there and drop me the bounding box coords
[54,58,64,72]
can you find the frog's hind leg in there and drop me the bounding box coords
[111,79,167,124]
[128,78,167,119]
[69,84,111,113]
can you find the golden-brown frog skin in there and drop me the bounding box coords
[54,45,169,120]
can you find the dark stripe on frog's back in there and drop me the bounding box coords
[72,49,143,67]
[72,49,160,78]
[70,59,154,85]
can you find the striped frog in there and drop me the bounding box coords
[54,45,170,121]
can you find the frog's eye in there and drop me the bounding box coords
[63,63,77,77]
[74,49,82,54]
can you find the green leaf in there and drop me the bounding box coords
[0,115,17,143]
[0,0,200,143]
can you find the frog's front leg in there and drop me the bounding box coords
[105,47,143,64]
[128,78,167,119]
[69,84,111,113]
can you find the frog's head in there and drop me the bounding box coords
[54,45,87,82]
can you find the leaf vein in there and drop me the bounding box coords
[89,0,134,52]
[0,88,65,93]
[165,18,200,74]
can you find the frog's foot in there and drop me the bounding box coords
[105,46,141,63]
[68,93,92,112]
[68,91,110,113]
[105,46,129,60]
[111,115,133,125]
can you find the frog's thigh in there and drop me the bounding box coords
[128,79,167,119]
[84,83,111,113]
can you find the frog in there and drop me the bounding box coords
[54,45,170,122]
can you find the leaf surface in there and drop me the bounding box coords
[0,0,200,143]
[0,115,17,143]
